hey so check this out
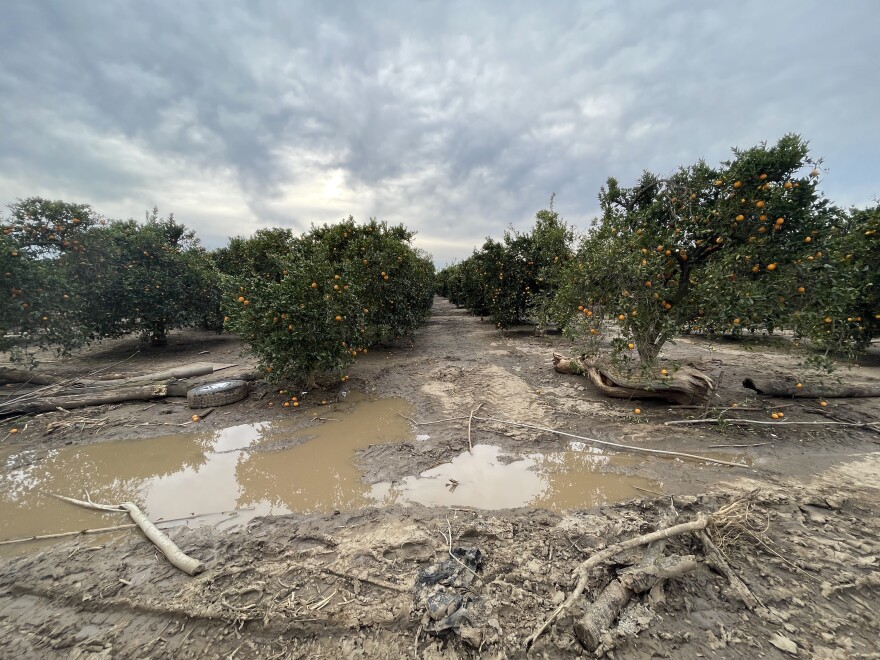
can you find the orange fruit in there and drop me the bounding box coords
[756,200,765,209]
[778,412,785,418]
[759,173,768,180]
[311,282,318,289]
[627,342,635,350]
[335,315,342,321]
[660,369,668,376]
[823,317,832,324]
[9,428,18,434]
[759,214,767,222]
[733,318,741,325]
[633,408,642,415]
[797,287,805,294]
[714,179,723,186]
[237,296,245,302]
[191,415,200,422]
[733,181,742,189]
[804,236,812,243]
[618,314,626,321]
[795,383,803,389]
[771,412,779,419]
[784,181,792,189]
[334,274,340,280]
[283,402,290,407]
[644,281,651,287]
[819,401,828,407]
[736,214,745,222]
[766,263,777,271]
[810,169,819,177]
[293,401,300,407]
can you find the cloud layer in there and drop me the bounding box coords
[2,1,878,265]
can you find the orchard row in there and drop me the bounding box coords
[437,135,879,366]
[0,201,434,385]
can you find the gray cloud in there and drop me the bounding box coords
[2,1,878,265]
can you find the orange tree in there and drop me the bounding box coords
[223,218,434,387]
[210,228,295,282]
[787,204,879,358]
[554,135,832,364]
[2,199,222,356]
[0,199,99,362]
[63,209,222,345]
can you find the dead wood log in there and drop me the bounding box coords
[743,376,880,399]
[0,362,240,388]
[2,381,191,415]
[0,367,59,386]
[526,515,709,649]
[553,354,713,405]
[49,493,204,575]
[573,554,699,651]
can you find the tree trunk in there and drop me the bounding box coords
[1,381,191,415]
[743,376,880,398]
[553,354,713,405]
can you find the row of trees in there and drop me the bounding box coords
[1,200,435,386]
[438,135,879,367]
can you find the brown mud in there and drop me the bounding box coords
[0,297,878,658]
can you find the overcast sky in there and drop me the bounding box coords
[2,1,878,266]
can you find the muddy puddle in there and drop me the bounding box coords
[0,395,414,553]
[2,395,670,553]
[371,443,661,510]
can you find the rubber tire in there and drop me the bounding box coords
[187,380,250,409]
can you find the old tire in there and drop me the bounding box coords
[187,380,249,409]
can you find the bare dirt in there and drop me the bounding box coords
[1,297,878,658]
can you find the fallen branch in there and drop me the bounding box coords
[665,417,873,428]
[48,493,203,575]
[697,530,761,610]
[467,402,483,452]
[471,415,746,468]
[743,376,880,398]
[526,514,709,649]
[0,524,137,546]
[805,407,880,435]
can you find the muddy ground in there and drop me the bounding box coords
[0,297,878,658]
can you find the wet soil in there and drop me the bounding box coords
[1,297,878,658]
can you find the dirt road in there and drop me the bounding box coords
[0,297,878,657]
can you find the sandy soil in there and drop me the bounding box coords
[1,297,878,658]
